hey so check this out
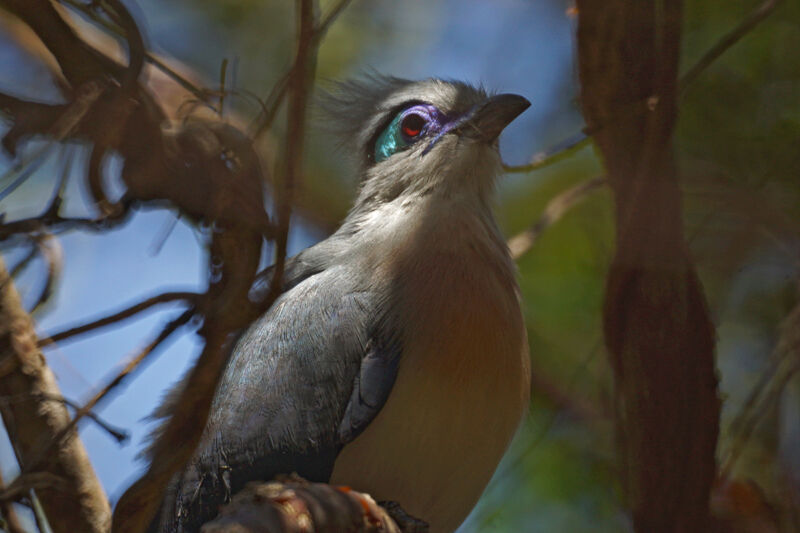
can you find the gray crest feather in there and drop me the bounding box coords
[317,72,413,162]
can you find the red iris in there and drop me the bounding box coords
[400,113,426,139]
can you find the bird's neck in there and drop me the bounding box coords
[335,188,515,295]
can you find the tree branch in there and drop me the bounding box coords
[264,0,318,305]
[38,291,200,348]
[506,0,784,176]
[508,176,606,260]
[679,0,785,92]
[201,476,419,533]
[0,257,111,533]
[0,469,25,533]
[21,309,191,486]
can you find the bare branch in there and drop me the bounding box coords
[28,232,62,314]
[201,476,415,533]
[502,132,591,174]
[508,176,605,259]
[0,472,68,504]
[39,394,129,443]
[0,392,128,442]
[0,210,129,240]
[22,308,192,482]
[721,300,800,478]
[317,0,354,36]
[38,291,200,348]
[265,0,318,305]
[679,0,785,92]
[0,257,111,533]
[7,243,37,280]
[507,0,784,176]
[57,0,215,107]
[0,470,26,533]
[251,0,352,138]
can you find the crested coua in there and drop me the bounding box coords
[153,76,532,533]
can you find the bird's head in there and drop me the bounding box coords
[322,76,530,214]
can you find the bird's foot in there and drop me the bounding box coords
[378,500,429,533]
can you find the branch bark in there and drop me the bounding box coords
[576,1,720,531]
[200,477,417,533]
[0,257,111,533]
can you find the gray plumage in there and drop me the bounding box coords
[151,76,531,533]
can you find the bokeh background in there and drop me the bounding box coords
[1,0,799,531]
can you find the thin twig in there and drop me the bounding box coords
[0,212,126,240]
[0,392,129,443]
[41,394,129,443]
[679,0,784,92]
[44,145,75,218]
[38,291,199,347]
[720,303,800,478]
[508,176,606,259]
[0,144,55,202]
[503,132,591,174]
[98,0,146,90]
[317,0,353,36]
[28,490,49,533]
[0,473,68,504]
[264,0,318,305]
[250,71,291,137]
[8,244,38,280]
[251,0,353,137]
[28,232,63,314]
[24,310,192,478]
[506,0,784,175]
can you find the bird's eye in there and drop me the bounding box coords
[400,113,426,140]
[373,104,438,163]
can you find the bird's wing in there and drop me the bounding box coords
[164,263,401,532]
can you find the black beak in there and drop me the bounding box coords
[457,93,531,143]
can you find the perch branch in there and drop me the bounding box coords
[201,476,419,533]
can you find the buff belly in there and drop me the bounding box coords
[330,245,530,532]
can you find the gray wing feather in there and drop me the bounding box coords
[160,259,401,532]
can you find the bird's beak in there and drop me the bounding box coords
[457,94,531,143]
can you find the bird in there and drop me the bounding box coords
[150,75,532,533]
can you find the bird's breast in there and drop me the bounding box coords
[331,209,530,532]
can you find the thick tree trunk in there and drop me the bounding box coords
[575,2,721,531]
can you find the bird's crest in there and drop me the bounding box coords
[317,73,488,167]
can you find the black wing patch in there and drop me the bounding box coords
[338,335,401,443]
